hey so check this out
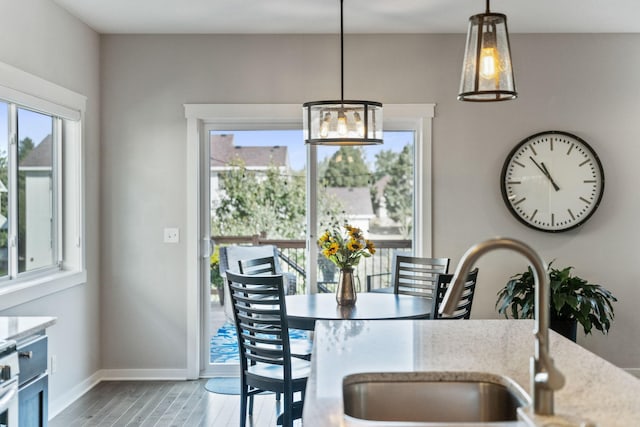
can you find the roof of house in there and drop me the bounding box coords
[21,135,52,168]
[210,134,288,168]
[325,187,375,217]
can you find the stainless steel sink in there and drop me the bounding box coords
[343,372,530,425]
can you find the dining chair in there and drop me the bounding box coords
[226,271,309,427]
[389,254,451,297]
[431,268,479,319]
[219,245,297,319]
[238,256,313,362]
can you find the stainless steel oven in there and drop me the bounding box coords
[0,339,18,427]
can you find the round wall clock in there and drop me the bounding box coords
[500,131,605,232]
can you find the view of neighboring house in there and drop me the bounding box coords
[209,133,397,236]
[209,133,290,211]
[323,186,375,234]
[19,134,54,271]
[210,133,410,238]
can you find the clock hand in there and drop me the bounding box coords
[540,162,561,191]
[529,156,560,191]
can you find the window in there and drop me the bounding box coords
[0,62,86,307]
[0,103,58,278]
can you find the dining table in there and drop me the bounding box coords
[285,292,433,331]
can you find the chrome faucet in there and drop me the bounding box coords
[440,237,565,416]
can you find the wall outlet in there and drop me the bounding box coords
[50,354,57,374]
[164,227,180,243]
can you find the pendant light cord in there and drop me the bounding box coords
[340,0,344,102]
[485,0,490,13]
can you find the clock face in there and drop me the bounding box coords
[500,131,605,232]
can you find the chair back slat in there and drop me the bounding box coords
[239,256,278,276]
[392,255,450,298]
[431,268,479,319]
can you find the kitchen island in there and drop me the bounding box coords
[302,319,640,427]
[0,316,56,427]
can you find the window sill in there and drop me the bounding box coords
[0,269,87,311]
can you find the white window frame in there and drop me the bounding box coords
[0,61,87,310]
[184,103,434,379]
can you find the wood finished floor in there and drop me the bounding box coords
[49,379,302,427]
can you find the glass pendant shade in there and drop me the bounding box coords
[458,7,517,102]
[303,101,383,146]
[303,0,383,145]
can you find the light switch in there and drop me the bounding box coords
[164,227,180,243]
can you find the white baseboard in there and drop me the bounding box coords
[99,368,189,381]
[48,368,189,421]
[49,371,102,420]
[625,368,640,379]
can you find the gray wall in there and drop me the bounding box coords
[0,0,101,417]
[101,33,640,372]
[1,0,639,416]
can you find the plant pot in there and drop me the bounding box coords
[550,318,577,342]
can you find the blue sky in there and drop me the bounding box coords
[0,104,53,155]
[217,129,413,171]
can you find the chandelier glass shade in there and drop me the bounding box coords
[303,0,383,145]
[458,0,517,102]
[303,100,382,146]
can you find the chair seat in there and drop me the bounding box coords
[291,338,313,360]
[247,357,311,381]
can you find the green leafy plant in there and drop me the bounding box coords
[210,247,224,290]
[496,262,617,335]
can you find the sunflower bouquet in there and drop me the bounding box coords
[318,223,375,269]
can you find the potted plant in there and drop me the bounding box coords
[496,262,617,341]
[210,247,225,305]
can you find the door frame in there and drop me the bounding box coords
[184,103,435,379]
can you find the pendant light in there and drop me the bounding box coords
[303,0,383,145]
[458,0,517,102]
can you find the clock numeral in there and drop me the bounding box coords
[579,196,591,205]
[579,159,590,167]
[507,181,521,185]
[583,179,597,183]
[550,138,554,151]
[514,197,526,206]
[568,209,575,221]
[513,160,525,168]
[528,145,537,156]
[567,144,574,155]
[530,209,538,221]
[551,213,555,227]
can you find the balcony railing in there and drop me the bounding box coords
[212,235,411,293]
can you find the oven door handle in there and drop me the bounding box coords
[0,380,18,412]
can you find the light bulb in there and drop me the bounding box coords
[337,111,347,136]
[479,47,499,80]
[353,112,365,137]
[319,112,331,138]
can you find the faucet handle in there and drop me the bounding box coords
[534,337,566,390]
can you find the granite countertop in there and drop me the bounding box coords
[302,319,640,427]
[0,316,57,342]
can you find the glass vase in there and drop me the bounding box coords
[336,267,358,306]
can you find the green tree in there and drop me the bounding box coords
[211,160,347,241]
[321,147,371,187]
[212,160,306,239]
[375,144,413,237]
[19,137,34,161]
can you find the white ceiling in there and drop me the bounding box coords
[51,0,640,35]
